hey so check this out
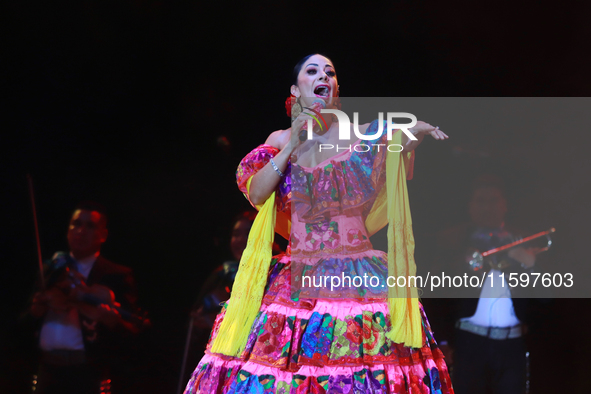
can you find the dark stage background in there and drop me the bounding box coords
[2,1,591,393]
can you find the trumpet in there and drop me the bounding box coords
[467,228,555,271]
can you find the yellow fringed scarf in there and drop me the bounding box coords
[364,131,422,347]
[212,131,422,356]
[209,186,276,356]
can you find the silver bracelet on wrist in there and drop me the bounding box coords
[270,158,285,178]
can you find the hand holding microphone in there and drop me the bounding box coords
[298,98,326,141]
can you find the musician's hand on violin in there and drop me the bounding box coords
[508,247,537,269]
[95,304,122,329]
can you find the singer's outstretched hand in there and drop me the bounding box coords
[403,121,449,152]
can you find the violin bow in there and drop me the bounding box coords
[27,174,45,289]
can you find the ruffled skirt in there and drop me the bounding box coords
[184,255,453,394]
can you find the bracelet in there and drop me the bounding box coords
[270,158,285,177]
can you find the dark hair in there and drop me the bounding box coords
[232,210,257,227]
[74,200,108,226]
[471,174,506,198]
[292,53,333,86]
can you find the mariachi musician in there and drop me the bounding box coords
[424,174,552,394]
[28,201,147,394]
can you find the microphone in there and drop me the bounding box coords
[299,98,326,141]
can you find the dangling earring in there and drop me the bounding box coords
[333,96,342,110]
[285,95,302,119]
[331,92,341,121]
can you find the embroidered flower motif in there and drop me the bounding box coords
[362,314,380,353]
[304,220,341,251]
[344,319,362,344]
[322,231,340,249]
[328,375,352,394]
[301,315,320,358]
[347,229,364,246]
[258,332,279,355]
[305,232,322,250]
[264,313,284,336]
[316,176,333,194]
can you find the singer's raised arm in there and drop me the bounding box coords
[246,129,292,206]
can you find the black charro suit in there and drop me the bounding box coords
[30,253,141,394]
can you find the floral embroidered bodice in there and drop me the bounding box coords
[236,120,414,300]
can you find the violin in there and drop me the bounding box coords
[40,253,150,330]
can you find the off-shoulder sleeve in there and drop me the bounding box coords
[236,144,291,212]
[236,144,280,195]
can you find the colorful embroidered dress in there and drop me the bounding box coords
[185,121,453,394]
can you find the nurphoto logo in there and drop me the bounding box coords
[299,109,418,152]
